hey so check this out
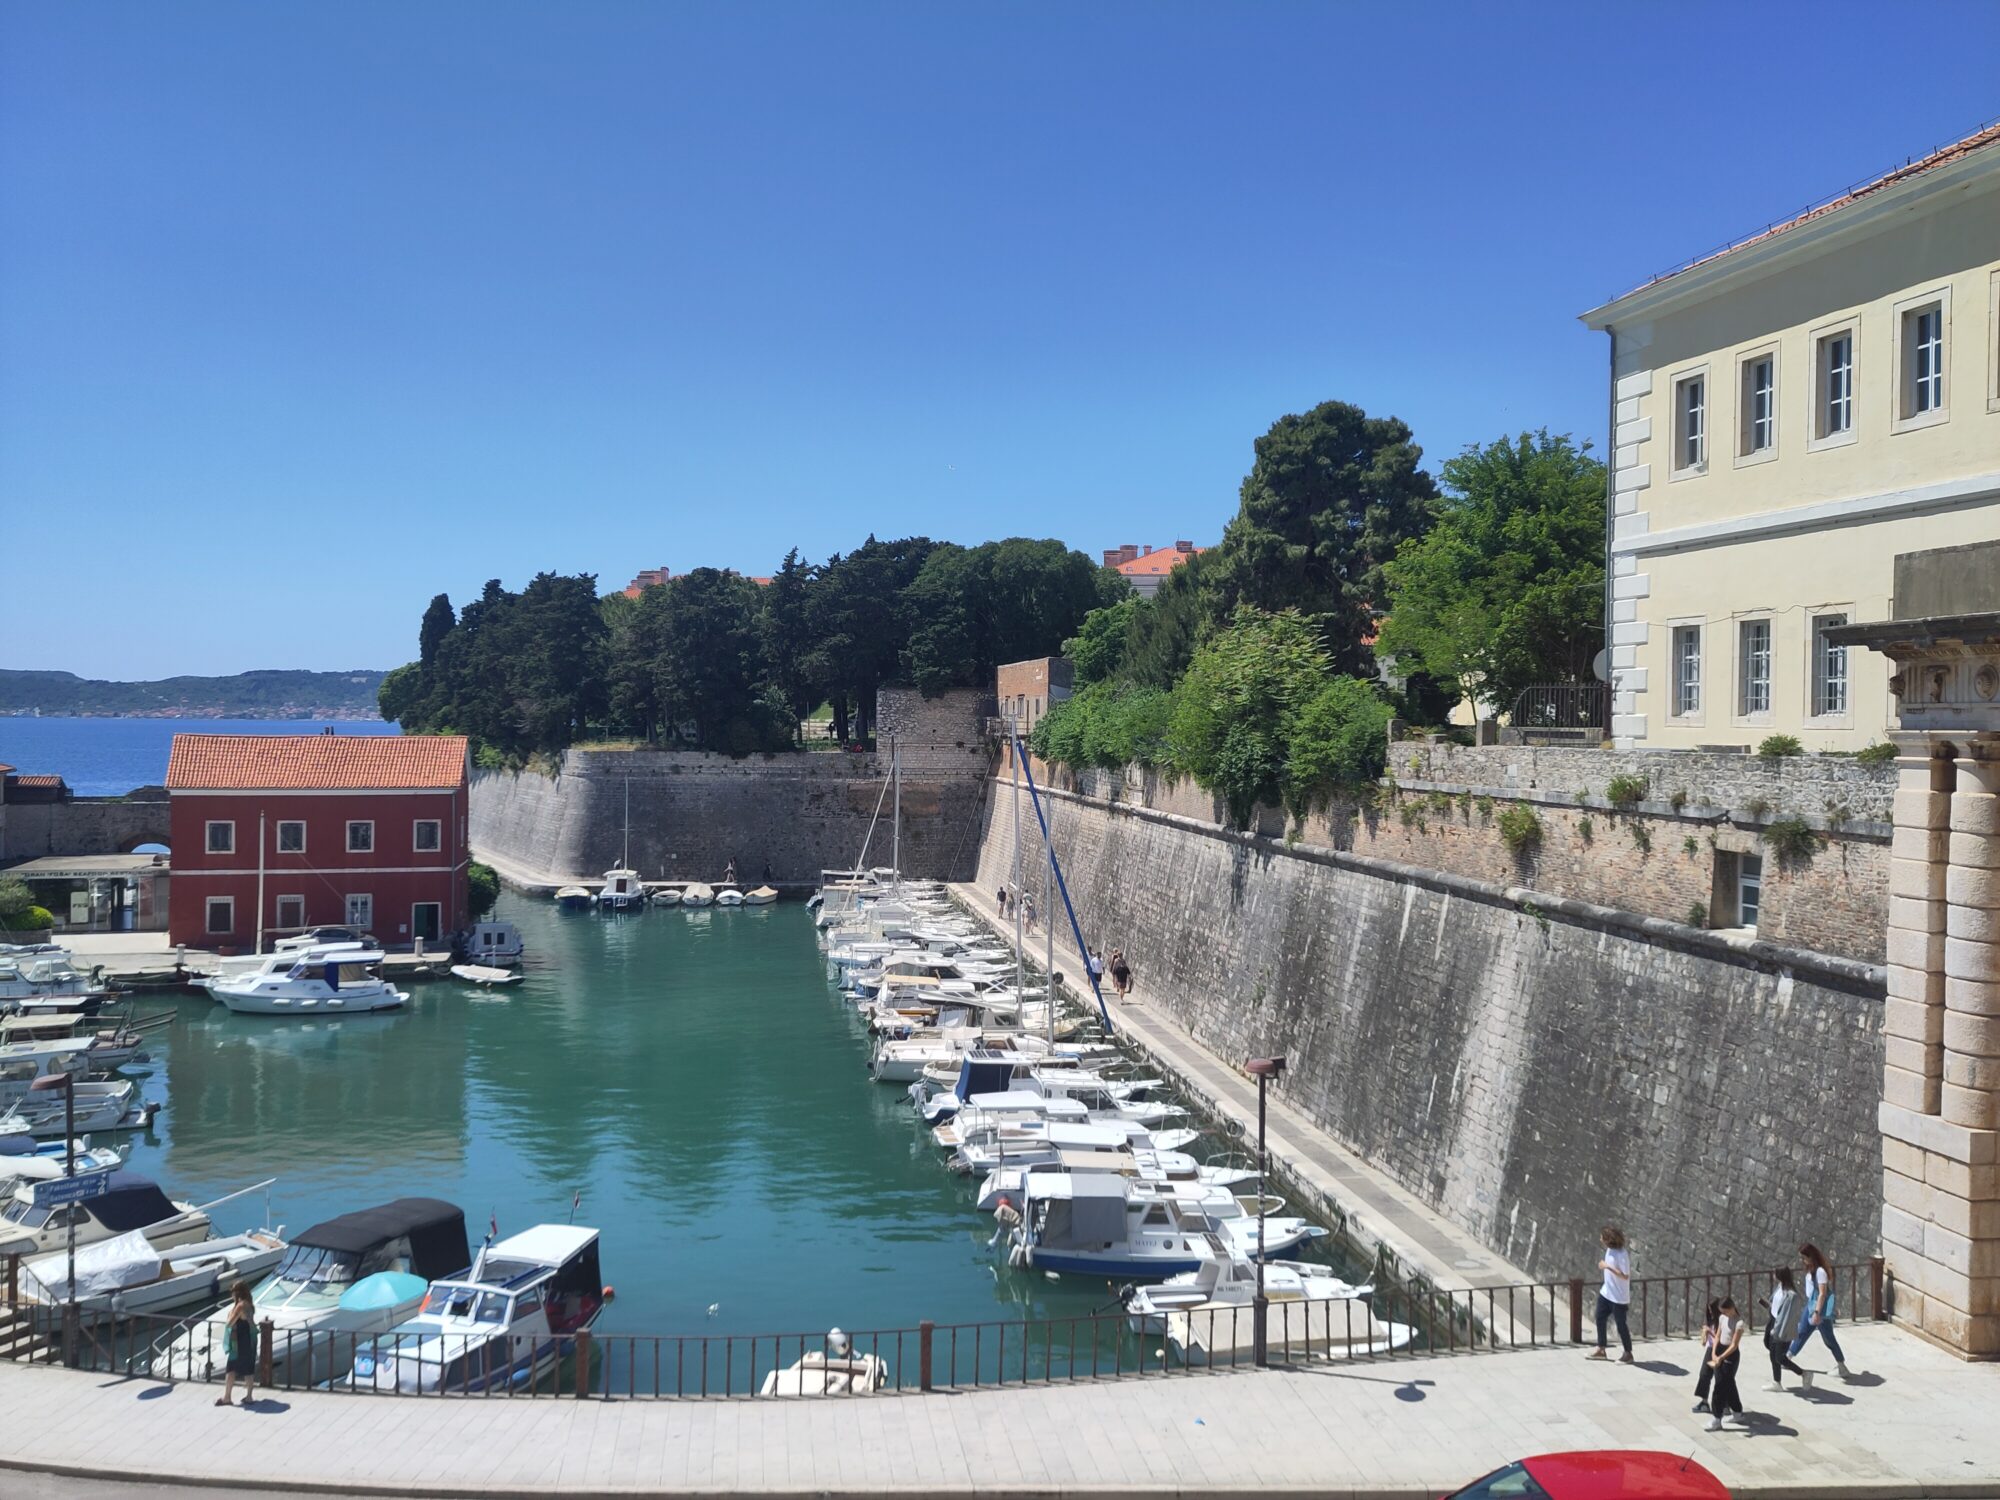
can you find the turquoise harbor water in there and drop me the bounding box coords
[117,895,1176,1352]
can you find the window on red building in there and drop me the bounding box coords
[347,820,374,853]
[413,819,441,853]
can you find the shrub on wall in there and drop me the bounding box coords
[1762,816,1822,866]
[0,877,34,923]
[8,905,55,932]
[1757,734,1804,759]
[468,862,501,921]
[1497,805,1543,854]
[1856,741,1898,767]
[1605,773,1647,807]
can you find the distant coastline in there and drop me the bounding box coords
[0,667,388,720]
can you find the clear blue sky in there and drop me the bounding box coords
[5,2,1996,679]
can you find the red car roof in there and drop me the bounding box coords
[1525,1450,1728,1499]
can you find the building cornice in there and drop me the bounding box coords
[1580,148,2000,330]
[1615,471,2000,559]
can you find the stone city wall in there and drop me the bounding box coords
[0,792,173,863]
[978,778,1886,1281]
[1064,748,1894,964]
[472,689,992,888]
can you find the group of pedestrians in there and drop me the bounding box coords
[991,886,1132,999]
[1585,1227,1854,1434]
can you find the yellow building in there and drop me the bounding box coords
[1582,123,2000,751]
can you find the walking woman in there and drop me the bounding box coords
[216,1282,258,1407]
[1584,1224,1632,1363]
[1786,1243,1851,1378]
[1692,1298,1721,1412]
[1109,949,1132,1000]
[1763,1267,1810,1392]
[1704,1296,1746,1431]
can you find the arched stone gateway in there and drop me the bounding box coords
[1830,539,2000,1360]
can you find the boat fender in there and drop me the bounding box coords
[602,1285,616,1301]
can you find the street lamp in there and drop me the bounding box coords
[1245,1056,1286,1366]
[28,1071,78,1308]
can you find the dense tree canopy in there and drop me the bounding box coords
[1376,431,1606,715]
[903,538,1124,695]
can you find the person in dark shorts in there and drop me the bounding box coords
[1109,949,1132,999]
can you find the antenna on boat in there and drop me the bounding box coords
[622,778,631,870]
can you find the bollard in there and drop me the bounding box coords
[1870,1256,1886,1321]
[1568,1278,1584,1344]
[918,1320,934,1392]
[576,1329,593,1398]
[258,1318,274,1387]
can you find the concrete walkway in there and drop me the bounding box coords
[3,1324,1998,1496]
[948,883,1539,1322]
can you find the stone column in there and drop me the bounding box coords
[1885,745,1952,1114]
[1945,750,2000,1130]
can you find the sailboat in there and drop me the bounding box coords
[598,779,645,910]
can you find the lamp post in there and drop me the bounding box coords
[1245,1056,1286,1366]
[28,1070,78,1314]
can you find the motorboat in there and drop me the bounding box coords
[974,1146,1257,1212]
[15,1226,287,1327]
[714,888,745,908]
[0,1009,171,1072]
[0,1142,125,1183]
[345,1223,605,1394]
[449,965,520,987]
[0,1037,95,1108]
[202,941,370,989]
[680,883,715,908]
[650,887,683,906]
[1003,1176,1326,1278]
[0,1083,157,1140]
[948,1111,1201,1174]
[211,950,408,1016]
[0,1171,213,1260]
[555,887,593,911]
[1123,1246,1373,1334]
[0,946,117,1017]
[461,921,524,965]
[597,869,646,911]
[1124,1248,1414,1362]
[757,1328,887,1397]
[147,1197,469,1385]
[743,886,779,906]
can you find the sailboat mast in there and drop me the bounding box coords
[1044,810,1054,1047]
[1011,718,1024,1013]
[622,778,631,869]
[891,739,901,889]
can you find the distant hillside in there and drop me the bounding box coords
[0,668,389,719]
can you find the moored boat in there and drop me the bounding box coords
[757,1328,887,1397]
[680,883,715,908]
[555,887,593,911]
[211,950,407,1017]
[743,886,779,906]
[597,869,646,910]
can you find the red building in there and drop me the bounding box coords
[166,733,471,952]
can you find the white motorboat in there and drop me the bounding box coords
[0,1142,125,1184]
[974,1146,1256,1212]
[0,1083,156,1140]
[148,1197,469,1385]
[757,1328,887,1397]
[449,965,520,987]
[0,1171,213,1260]
[714,888,745,908]
[202,941,369,990]
[462,921,525,965]
[743,886,779,906]
[0,946,115,1016]
[0,1037,95,1109]
[597,869,646,910]
[556,887,593,911]
[16,1226,287,1327]
[1003,1176,1327,1278]
[345,1223,605,1394]
[680,883,715,908]
[1,1010,170,1072]
[211,950,407,1017]
[650,887,683,906]
[1124,1249,1414,1361]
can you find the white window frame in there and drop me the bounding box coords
[1736,616,1773,721]
[276,820,306,854]
[1669,620,1704,723]
[1808,318,1859,451]
[205,820,235,855]
[205,896,235,936]
[412,819,442,854]
[345,893,373,931]
[1808,609,1852,722]
[411,902,443,943]
[1735,345,1779,464]
[275,894,306,931]
[346,820,375,853]
[1892,287,1951,433]
[1736,852,1764,930]
[1671,367,1708,477]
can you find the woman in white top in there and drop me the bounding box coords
[1704,1296,1746,1430]
[1585,1224,1632,1363]
[1785,1242,1851,1378]
[1763,1267,1809,1391]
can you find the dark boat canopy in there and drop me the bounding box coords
[87,1173,181,1234]
[294,1198,469,1279]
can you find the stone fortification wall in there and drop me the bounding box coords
[978,779,1886,1281]
[0,793,173,863]
[1066,748,1893,964]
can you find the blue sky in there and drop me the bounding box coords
[4,2,1997,678]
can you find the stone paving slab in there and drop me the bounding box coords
[2,1325,1997,1496]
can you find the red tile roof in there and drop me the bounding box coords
[1114,546,1204,579]
[167,734,468,791]
[0,764,14,776]
[1624,119,2000,298]
[12,775,65,788]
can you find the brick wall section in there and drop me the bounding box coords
[874,687,991,752]
[978,778,1886,1280]
[1065,755,1892,964]
[0,795,173,862]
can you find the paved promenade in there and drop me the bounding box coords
[4,1323,1999,1496]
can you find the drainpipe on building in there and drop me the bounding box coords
[1602,322,1618,742]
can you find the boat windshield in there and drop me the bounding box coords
[0,1198,53,1230]
[430,1285,510,1324]
[263,1243,361,1305]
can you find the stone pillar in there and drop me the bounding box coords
[1885,746,1952,1113]
[1882,741,2000,1357]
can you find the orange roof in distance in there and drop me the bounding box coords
[12,775,65,788]
[167,733,468,791]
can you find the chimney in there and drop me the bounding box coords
[1142,544,1152,556]
[1119,544,1139,564]
[1102,549,1121,568]
[1175,540,1193,553]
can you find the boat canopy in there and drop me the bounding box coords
[294,1197,469,1280]
[23,1228,158,1301]
[1034,1175,1127,1249]
[81,1173,181,1233]
[953,1053,1022,1099]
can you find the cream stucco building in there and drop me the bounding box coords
[1582,123,2000,752]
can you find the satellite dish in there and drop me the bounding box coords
[1591,648,1611,683]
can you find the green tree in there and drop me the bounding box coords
[809,536,935,741]
[761,549,819,740]
[1119,552,1216,689]
[418,594,455,668]
[1062,598,1136,685]
[1376,430,1606,715]
[467,862,500,920]
[1168,608,1333,827]
[645,569,788,752]
[0,877,35,920]
[1206,400,1438,674]
[902,538,1119,695]
[1284,676,1392,815]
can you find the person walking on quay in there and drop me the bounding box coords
[216,1282,258,1407]
[1704,1296,1747,1431]
[1692,1298,1721,1413]
[1786,1243,1851,1378]
[1764,1267,1810,1392]
[997,886,1010,918]
[1109,949,1133,1000]
[1022,894,1037,932]
[1584,1224,1632,1363]
[1087,947,1106,988]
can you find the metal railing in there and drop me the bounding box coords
[3,1254,1887,1398]
[1506,682,1607,742]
